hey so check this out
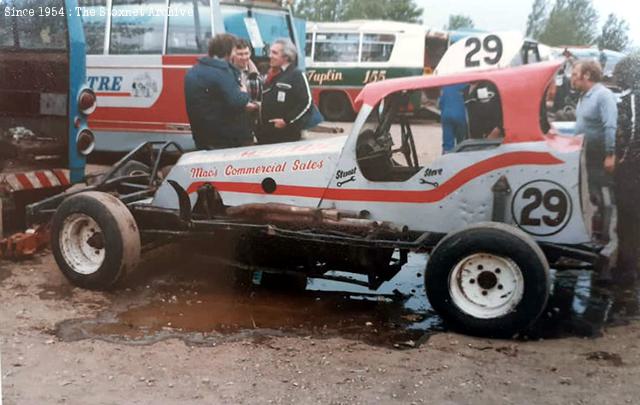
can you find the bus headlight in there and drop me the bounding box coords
[76,129,95,156]
[78,88,97,115]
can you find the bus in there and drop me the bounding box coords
[76,0,304,152]
[305,22,554,121]
[304,20,449,121]
[0,0,95,231]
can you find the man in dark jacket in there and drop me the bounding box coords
[184,34,257,149]
[256,38,312,144]
[613,54,640,284]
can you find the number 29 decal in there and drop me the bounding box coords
[464,35,503,68]
[511,180,572,236]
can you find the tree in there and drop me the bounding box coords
[342,0,423,23]
[293,0,346,22]
[525,0,548,39]
[293,0,423,23]
[538,0,599,46]
[444,14,474,30]
[598,13,630,52]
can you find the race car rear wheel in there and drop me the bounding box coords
[425,222,550,337]
[51,191,141,290]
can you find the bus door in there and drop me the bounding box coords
[0,0,92,183]
[0,0,94,231]
[424,31,448,74]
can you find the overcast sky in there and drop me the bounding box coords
[417,0,640,47]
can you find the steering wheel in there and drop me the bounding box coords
[394,119,419,168]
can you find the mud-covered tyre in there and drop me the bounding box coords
[51,191,141,290]
[319,91,354,122]
[425,222,550,337]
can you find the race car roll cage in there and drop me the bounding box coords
[27,140,602,290]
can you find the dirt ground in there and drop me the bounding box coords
[2,241,640,405]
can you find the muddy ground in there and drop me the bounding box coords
[2,243,640,405]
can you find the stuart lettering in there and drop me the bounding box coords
[336,168,357,180]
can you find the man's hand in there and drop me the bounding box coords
[269,118,286,129]
[245,102,258,112]
[604,154,615,173]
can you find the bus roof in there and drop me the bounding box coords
[220,0,289,10]
[355,60,563,143]
[306,20,445,36]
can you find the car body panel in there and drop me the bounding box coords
[151,61,591,245]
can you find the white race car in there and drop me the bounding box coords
[29,60,609,337]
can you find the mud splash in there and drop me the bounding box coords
[53,247,640,347]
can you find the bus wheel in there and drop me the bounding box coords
[319,91,354,122]
[51,192,141,290]
[425,222,550,337]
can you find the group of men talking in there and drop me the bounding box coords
[184,34,313,150]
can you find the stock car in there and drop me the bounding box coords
[28,60,608,337]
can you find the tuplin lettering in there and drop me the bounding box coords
[306,69,344,86]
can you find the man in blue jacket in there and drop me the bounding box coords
[184,34,257,149]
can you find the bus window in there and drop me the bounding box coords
[110,0,165,54]
[252,9,290,48]
[167,0,211,54]
[314,33,359,62]
[361,34,395,62]
[78,0,108,54]
[15,0,66,50]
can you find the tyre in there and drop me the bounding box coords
[51,191,141,290]
[425,222,550,337]
[319,91,354,122]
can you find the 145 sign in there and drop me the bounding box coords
[511,180,572,236]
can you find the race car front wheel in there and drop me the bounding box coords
[425,222,550,337]
[51,191,141,290]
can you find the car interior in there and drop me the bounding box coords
[356,81,505,182]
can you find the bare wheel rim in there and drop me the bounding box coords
[448,253,524,319]
[59,213,106,275]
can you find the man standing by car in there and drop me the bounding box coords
[572,60,618,198]
[256,38,312,144]
[572,60,618,280]
[612,54,640,283]
[184,34,257,150]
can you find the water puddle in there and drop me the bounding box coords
[53,248,640,347]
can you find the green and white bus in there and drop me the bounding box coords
[305,20,449,121]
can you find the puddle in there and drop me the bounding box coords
[53,248,640,347]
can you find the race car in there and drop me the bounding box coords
[28,60,607,337]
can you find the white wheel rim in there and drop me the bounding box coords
[59,213,105,275]
[448,253,524,319]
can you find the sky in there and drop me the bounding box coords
[417,0,640,48]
